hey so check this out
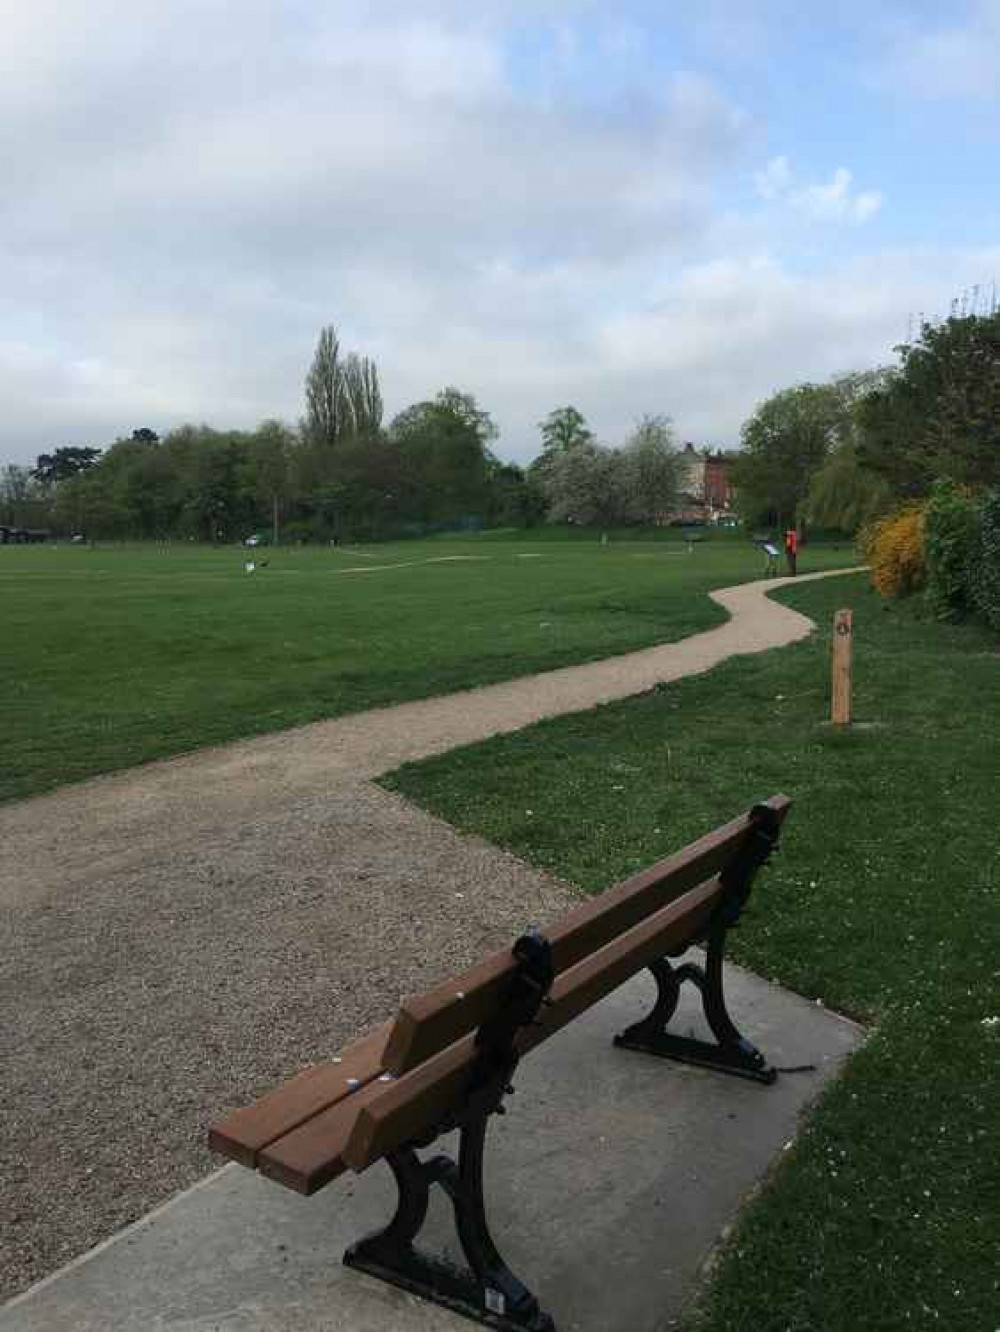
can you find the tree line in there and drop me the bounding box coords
[23,302,993,545]
[731,303,1000,536]
[0,326,688,542]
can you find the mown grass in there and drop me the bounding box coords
[383,575,1000,1331]
[0,535,854,804]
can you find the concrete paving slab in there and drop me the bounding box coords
[1,962,863,1332]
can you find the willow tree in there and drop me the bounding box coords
[732,383,843,530]
[804,443,891,534]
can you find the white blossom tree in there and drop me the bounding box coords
[621,415,681,522]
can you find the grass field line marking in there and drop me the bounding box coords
[339,555,492,575]
[424,555,491,563]
[339,559,425,573]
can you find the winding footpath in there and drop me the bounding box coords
[1,568,859,907]
[1,566,861,1300]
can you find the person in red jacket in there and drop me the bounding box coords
[784,528,798,576]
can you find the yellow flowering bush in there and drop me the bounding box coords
[860,505,927,598]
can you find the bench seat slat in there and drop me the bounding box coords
[346,874,723,1173]
[250,877,721,1193]
[256,1078,390,1194]
[208,1022,390,1167]
[208,797,791,1198]
[384,796,790,1075]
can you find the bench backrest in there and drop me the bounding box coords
[347,871,729,1170]
[383,795,790,1076]
[211,796,790,1194]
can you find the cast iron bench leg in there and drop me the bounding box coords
[345,1105,555,1331]
[614,918,776,1084]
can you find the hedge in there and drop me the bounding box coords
[973,490,1000,633]
[923,482,980,620]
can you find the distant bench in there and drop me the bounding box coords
[210,796,791,1331]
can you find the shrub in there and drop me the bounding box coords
[860,505,927,598]
[972,490,1000,634]
[924,481,980,619]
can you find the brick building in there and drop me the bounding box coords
[703,451,737,516]
[664,444,737,524]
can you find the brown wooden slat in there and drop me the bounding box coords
[208,1022,390,1167]
[384,796,790,1075]
[346,875,724,1173]
[256,1077,390,1194]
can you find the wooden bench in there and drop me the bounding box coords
[210,796,791,1331]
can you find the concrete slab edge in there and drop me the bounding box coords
[0,1166,235,1314]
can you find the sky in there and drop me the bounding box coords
[3,0,1000,467]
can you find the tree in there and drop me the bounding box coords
[304,324,382,449]
[543,442,626,529]
[539,406,593,454]
[240,420,294,542]
[857,312,1000,497]
[289,433,340,538]
[434,387,499,448]
[732,384,843,530]
[1,464,47,526]
[31,446,102,486]
[341,354,383,437]
[482,459,546,527]
[620,415,681,523]
[391,389,496,523]
[304,325,346,448]
[530,406,594,502]
[172,429,248,541]
[804,443,891,534]
[323,431,401,539]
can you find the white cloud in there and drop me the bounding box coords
[0,4,755,462]
[797,169,883,223]
[754,157,882,224]
[754,155,792,200]
[0,3,987,469]
[576,244,1000,444]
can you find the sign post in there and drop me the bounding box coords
[831,609,853,725]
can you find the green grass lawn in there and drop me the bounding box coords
[383,575,1000,1331]
[0,534,855,804]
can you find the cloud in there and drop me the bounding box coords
[797,169,883,223]
[317,242,1000,456]
[0,4,756,463]
[754,156,882,223]
[573,243,1000,444]
[754,155,793,201]
[0,3,987,469]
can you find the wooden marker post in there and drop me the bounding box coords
[831,609,853,725]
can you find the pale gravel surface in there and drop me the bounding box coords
[1,787,575,1299]
[0,568,860,1300]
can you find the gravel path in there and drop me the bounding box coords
[0,568,859,1300]
[1,787,575,1299]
